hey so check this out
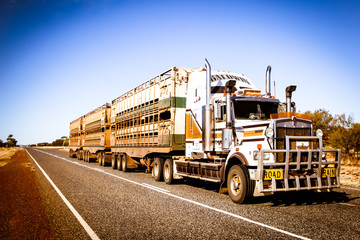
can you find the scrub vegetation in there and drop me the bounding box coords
[0,147,19,160]
[306,109,360,165]
[306,109,360,188]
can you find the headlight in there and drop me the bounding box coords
[253,151,270,160]
[316,129,323,137]
[265,127,274,138]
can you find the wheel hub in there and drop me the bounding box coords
[233,180,239,189]
[231,175,241,195]
[154,163,158,176]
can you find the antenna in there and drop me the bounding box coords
[274,81,276,98]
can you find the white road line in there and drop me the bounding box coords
[142,183,170,193]
[26,149,100,240]
[339,203,358,207]
[34,149,172,193]
[94,168,105,172]
[341,186,360,191]
[32,148,311,240]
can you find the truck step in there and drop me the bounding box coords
[175,161,222,182]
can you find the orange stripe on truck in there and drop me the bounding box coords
[270,112,311,120]
[243,130,263,137]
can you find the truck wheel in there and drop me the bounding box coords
[84,151,88,162]
[101,152,106,166]
[122,154,127,172]
[153,157,164,181]
[163,159,173,184]
[111,153,117,169]
[98,153,102,166]
[117,154,122,171]
[88,152,93,163]
[227,165,250,204]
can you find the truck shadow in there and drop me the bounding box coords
[263,191,358,206]
[115,171,358,206]
[178,178,358,206]
[180,178,221,192]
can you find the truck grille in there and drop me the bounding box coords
[275,127,314,162]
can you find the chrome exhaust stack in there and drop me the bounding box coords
[203,59,213,152]
[265,66,271,97]
[286,85,297,112]
[222,80,236,151]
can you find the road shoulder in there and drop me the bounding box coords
[0,150,55,239]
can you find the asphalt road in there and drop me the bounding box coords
[26,148,360,240]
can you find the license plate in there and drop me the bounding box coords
[322,168,336,178]
[264,169,283,180]
[296,141,309,147]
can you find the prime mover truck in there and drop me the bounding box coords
[69,59,341,203]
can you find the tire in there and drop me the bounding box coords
[121,154,127,172]
[163,159,173,184]
[117,154,122,171]
[227,164,252,204]
[88,152,93,163]
[84,151,88,162]
[98,153,102,166]
[153,157,164,181]
[101,152,106,166]
[111,153,117,169]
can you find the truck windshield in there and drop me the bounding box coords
[234,100,279,120]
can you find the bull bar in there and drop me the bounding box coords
[257,136,341,193]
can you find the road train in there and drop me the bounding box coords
[69,59,341,203]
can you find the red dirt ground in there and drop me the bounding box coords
[0,150,55,240]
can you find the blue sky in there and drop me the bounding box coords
[1,0,359,145]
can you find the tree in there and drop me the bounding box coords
[350,123,360,159]
[305,109,360,161]
[305,109,335,143]
[326,113,359,162]
[6,134,17,147]
[37,142,50,146]
[334,113,354,129]
[61,136,69,146]
[51,136,69,146]
[328,127,352,155]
